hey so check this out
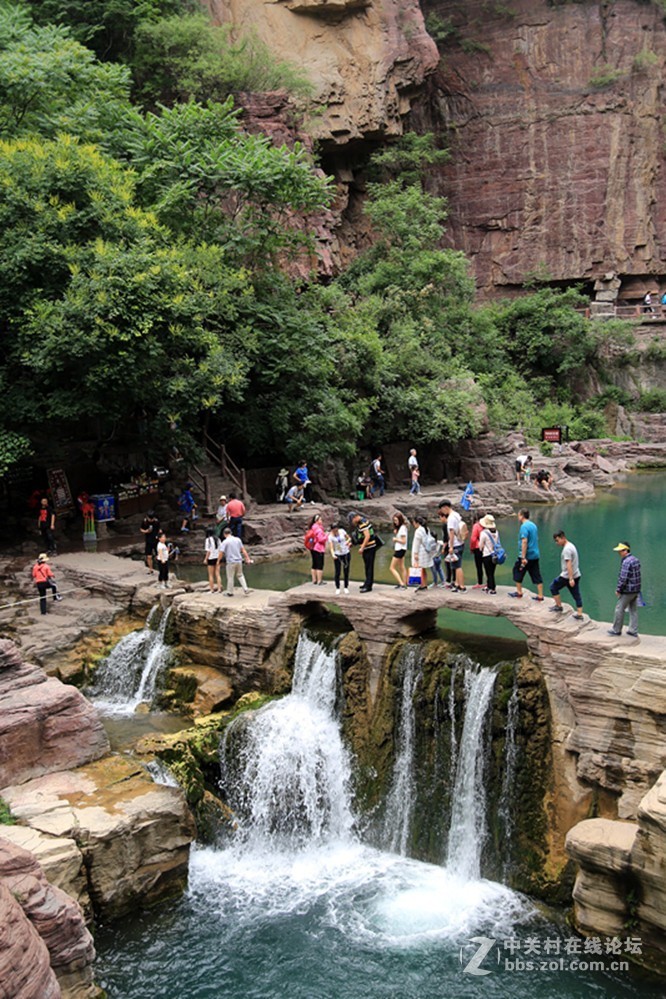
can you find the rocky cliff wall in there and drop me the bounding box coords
[205,0,438,145]
[412,0,666,296]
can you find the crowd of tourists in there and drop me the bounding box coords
[296,505,643,638]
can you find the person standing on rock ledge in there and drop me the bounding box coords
[509,508,544,601]
[220,527,253,597]
[31,554,63,614]
[549,530,583,619]
[608,542,641,637]
[349,512,379,592]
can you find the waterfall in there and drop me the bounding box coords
[446,666,496,881]
[381,645,421,855]
[91,606,172,714]
[448,661,459,792]
[498,676,519,877]
[220,633,354,848]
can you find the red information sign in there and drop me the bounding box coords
[541,427,562,444]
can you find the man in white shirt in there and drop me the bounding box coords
[438,499,466,591]
[220,528,253,596]
[549,530,583,619]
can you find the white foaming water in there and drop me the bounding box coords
[207,636,530,955]
[381,645,421,855]
[91,606,172,715]
[220,633,354,847]
[446,666,497,881]
[499,676,520,876]
[188,841,531,949]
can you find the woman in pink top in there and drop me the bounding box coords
[305,513,328,585]
[469,512,484,588]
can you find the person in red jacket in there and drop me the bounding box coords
[32,554,63,615]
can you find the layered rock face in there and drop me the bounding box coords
[0,639,109,788]
[206,0,438,143]
[566,769,666,972]
[414,0,666,295]
[0,837,97,999]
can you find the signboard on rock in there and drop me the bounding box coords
[541,426,565,444]
[46,468,74,511]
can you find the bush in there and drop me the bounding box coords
[637,389,666,413]
[569,409,608,440]
[132,14,313,107]
[589,65,623,89]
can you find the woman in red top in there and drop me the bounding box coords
[305,514,328,585]
[469,512,485,588]
[32,554,62,614]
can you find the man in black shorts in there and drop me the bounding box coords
[140,510,160,572]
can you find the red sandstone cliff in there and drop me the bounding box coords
[413,0,666,296]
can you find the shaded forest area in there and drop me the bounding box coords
[0,0,644,480]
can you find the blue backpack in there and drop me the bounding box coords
[492,537,506,565]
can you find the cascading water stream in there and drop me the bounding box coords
[446,665,497,881]
[90,605,172,715]
[381,645,422,855]
[499,675,519,877]
[220,632,354,848]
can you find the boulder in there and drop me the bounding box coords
[1,756,196,920]
[0,882,60,999]
[0,640,109,788]
[0,836,96,998]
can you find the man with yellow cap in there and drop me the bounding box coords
[608,542,641,637]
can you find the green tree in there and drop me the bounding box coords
[0,4,131,140]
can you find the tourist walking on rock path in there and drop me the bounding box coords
[369,454,386,498]
[178,483,197,533]
[411,515,436,591]
[390,513,408,588]
[225,493,246,539]
[37,497,57,555]
[220,528,252,597]
[549,531,583,618]
[469,512,485,588]
[478,515,500,595]
[509,508,544,601]
[275,468,289,503]
[608,542,641,637]
[304,514,328,585]
[328,523,352,596]
[203,528,222,593]
[408,449,420,495]
[349,512,379,592]
[31,554,62,615]
[140,510,160,572]
[438,500,466,592]
[156,531,171,589]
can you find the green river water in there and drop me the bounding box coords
[94,472,666,998]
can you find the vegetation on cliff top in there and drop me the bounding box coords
[0,0,640,476]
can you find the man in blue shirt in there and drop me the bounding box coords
[608,542,641,637]
[293,461,313,503]
[509,508,544,600]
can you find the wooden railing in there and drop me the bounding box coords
[188,462,212,515]
[203,431,248,498]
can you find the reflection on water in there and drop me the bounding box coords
[101,711,191,752]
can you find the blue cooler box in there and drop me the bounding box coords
[91,493,116,522]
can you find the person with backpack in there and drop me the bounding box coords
[478,515,502,595]
[438,499,467,592]
[203,527,222,593]
[304,513,328,585]
[411,515,437,592]
[31,554,63,615]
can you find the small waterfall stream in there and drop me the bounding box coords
[445,666,497,881]
[381,645,422,855]
[220,632,354,847]
[90,606,173,715]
